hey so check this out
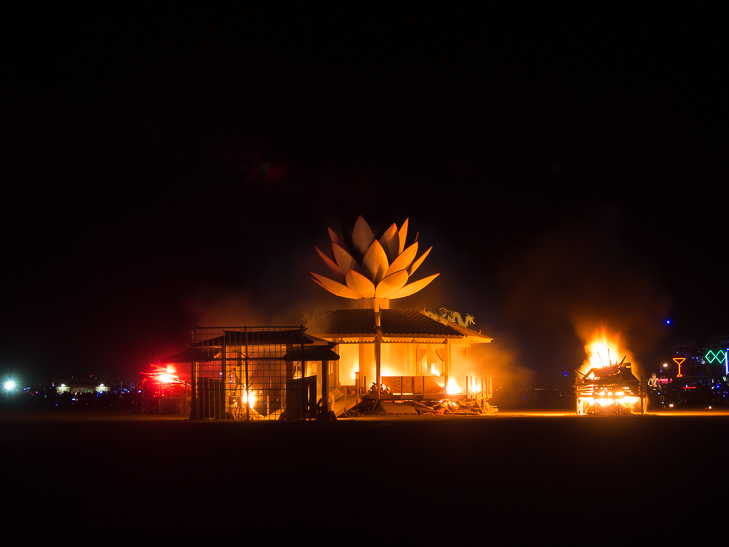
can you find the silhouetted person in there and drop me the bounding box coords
[648,373,658,388]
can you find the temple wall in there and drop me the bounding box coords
[333,339,478,394]
[381,343,410,376]
[337,344,359,386]
[450,344,470,384]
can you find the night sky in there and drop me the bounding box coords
[3,4,727,387]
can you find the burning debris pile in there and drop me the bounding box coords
[340,398,497,417]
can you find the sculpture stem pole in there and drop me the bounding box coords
[375,310,382,402]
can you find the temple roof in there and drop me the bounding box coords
[306,309,492,343]
[161,328,331,363]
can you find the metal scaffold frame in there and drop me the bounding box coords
[191,326,313,420]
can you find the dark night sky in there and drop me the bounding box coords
[2,4,727,387]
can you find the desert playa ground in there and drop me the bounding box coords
[3,411,724,543]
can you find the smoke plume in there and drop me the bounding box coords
[498,211,671,382]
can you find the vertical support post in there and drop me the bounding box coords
[321,360,329,418]
[244,327,250,421]
[333,343,340,392]
[444,339,452,391]
[221,336,227,420]
[301,327,307,420]
[375,311,382,402]
[236,350,242,419]
[407,341,415,377]
[189,329,197,420]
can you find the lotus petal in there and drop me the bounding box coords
[388,273,440,299]
[316,247,345,279]
[362,239,389,285]
[379,223,399,263]
[311,273,360,299]
[332,243,361,275]
[386,241,418,277]
[375,270,409,298]
[407,246,432,276]
[351,216,375,257]
[398,218,409,255]
[346,269,375,298]
[328,227,347,250]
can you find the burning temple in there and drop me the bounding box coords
[306,308,493,415]
[161,216,493,419]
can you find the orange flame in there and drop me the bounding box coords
[446,378,463,394]
[241,390,256,407]
[581,328,624,377]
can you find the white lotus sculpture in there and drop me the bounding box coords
[312,216,439,302]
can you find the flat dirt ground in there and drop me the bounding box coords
[2,411,724,543]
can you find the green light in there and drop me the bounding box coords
[706,350,726,364]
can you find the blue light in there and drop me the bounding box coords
[563,371,568,377]
[665,319,671,325]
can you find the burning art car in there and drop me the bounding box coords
[574,358,645,416]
